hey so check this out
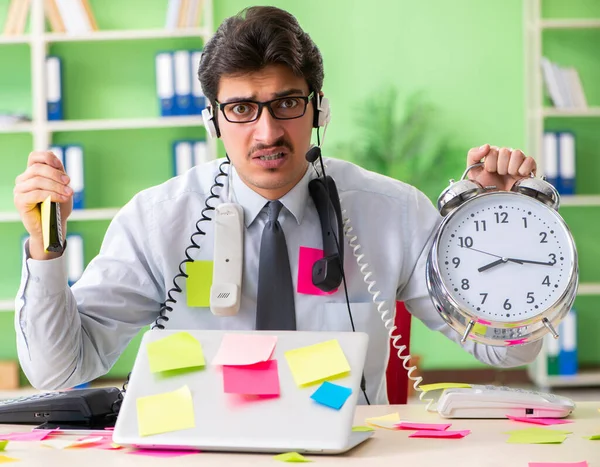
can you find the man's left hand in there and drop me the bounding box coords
[466,144,537,192]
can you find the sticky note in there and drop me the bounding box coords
[212,334,277,366]
[396,422,451,431]
[0,441,6,452]
[147,331,205,373]
[273,452,312,463]
[365,412,400,429]
[506,429,567,444]
[419,382,471,392]
[585,434,600,440]
[409,429,470,439]
[0,455,18,464]
[187,260,213,307]
[297,246,337,295]
[223,360,280,395]
[505,427,572,435]
[41,195,52,252]
[136,385,196,437]
[310,381,352,410]
[351,426,375,432]
[507,415,573,426]
[129,449,201,458]
[42,436,104,449]
[0,430,56,441]
[529,463,588,467]
[285,339,350,386]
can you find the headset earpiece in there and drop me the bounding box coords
[312,93,331,129]
[202,106,221,138]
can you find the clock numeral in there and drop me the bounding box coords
[461,279,470,290]
[458,236,474,248]
[522,217,528,229]
[542,275,551,286]
[527,292,535,303]
[495,212,508,224]
[479,293,488,305]
[503,299,512,310]
[474,220,487,232]
[549,253,557,265]
[539,232,548,243]
[452,257,460,268]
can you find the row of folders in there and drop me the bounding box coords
[543,132,575,195]
[46,51,206,120]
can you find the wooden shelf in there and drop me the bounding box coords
[0,122,33,134]
[560,195,600,207]
[43,27,210,43]
[543,107,600,118]
[541,19,600,30]
[0,208,120,223]
[47,116,204,132]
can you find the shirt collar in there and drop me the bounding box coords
[230,164,314,227]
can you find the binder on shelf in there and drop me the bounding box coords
[155,52,175,117]
[66,234,84,286]
[55,0,93,34]
[173,140,194,176]
[190,50,206,115]
[174,50,192,115]
[545,333,559,376]
[46,56,63,121]
[65,145,85,210]
[193,140,210,165]
[557,132,576,195]
[542,132,558,189]
[558,309,578,376]
[165,0,182,29]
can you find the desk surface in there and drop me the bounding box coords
[0,402,598,466]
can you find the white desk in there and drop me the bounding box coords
[0,402,598,466]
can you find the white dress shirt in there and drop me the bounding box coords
[15,157,541,404]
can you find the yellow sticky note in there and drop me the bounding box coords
[365,412,400,429]
[506,432,567,444]
[136,385,196,437]
[41,195,52,252]
[285,339,350,387]
[0,441,6,452]
[187,261,213,307]
[0,455,17,464]
[273,452,312,463]
[419,382,472,392]
[352,426,375,432]
[147,332,205,373]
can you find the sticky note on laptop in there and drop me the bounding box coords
[136,385,195,437]
[285,339,350,387]
[212,334,277,366]
[147,332,205,373]
[223,360,280,396]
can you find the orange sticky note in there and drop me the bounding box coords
[212,334,277,366]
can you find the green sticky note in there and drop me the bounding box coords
[0,441,7,452]
[352,426,375,432]
[585,434,600,440]
[273,452,312,463]
[187,261,213,307]
[506,432,567,444]
[147,332,205,373]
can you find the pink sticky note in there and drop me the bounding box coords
[297,246,337,295]
[396,422,452,431]
[409,429,471,439]
[0,429,57,441]
[212,334,277,366]
[529,463,588,467]
[507,415,573,426]
[223,360,280,396]
[129,449,201,458]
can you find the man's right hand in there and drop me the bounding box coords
[14,151,74,260]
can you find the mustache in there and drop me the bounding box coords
[248,138,294,158]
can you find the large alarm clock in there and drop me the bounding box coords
[425,162,578,346]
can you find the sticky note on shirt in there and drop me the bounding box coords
[273,452,312,463]
[310,381,352,410]
[297,246,337,295]
[147,332,205,373]
[187,260,213,307]
[223,360,280,396]
[212,334,277,366]
[136,385,195,437]
[285,339,350,387]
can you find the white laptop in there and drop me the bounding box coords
[112,329,373,454]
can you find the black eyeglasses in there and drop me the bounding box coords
[216,91,315,123]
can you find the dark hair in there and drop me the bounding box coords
[198,6,324,107]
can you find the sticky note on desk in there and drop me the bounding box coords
[529,462,588,467]
[310,381,352,410]
[0,441,7,452]
[285,339,350,387]
[212,334,277,366]
[223,360,280,395]
[506,429,567,444]
[0,455,18,464]
[273,452,312,463]
[396,422,451,431]
[186,260,213,307]
[136,385,195,437]
[507,415,572,426]
[147,332,205,373]
[409,429,470,439]
[365,412,400,429]
[585,434,600,440]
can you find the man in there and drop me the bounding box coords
[13,6,540,405]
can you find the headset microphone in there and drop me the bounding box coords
[305,145,321,164]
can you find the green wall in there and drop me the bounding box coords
[0,0,598,381]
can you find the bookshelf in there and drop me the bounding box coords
[0,0,215,351]
[524,0,600,389]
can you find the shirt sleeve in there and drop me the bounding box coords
[14,195,165,390]
[396,187,543,368]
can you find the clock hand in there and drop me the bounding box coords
[507,258,554,266]
[478,258,507,272]
[464,247,503,258]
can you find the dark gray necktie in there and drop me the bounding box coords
[255,200,297,330]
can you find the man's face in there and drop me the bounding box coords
[216,64,314,200]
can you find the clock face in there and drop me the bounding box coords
[437,192,575,323]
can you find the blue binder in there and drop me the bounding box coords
[558,309,578,375]
[173,50,192,115]
[190,50,206,115]
[557,132,576,195]
[46,56,63,121]
[155,51,176,117]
